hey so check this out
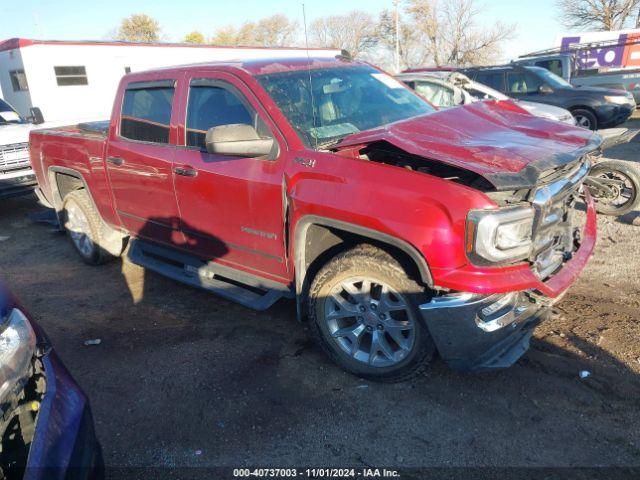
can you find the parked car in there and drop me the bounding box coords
[0,280,102,479]
[462,64,635,129]
[396,71,576,124]
[30,56,599,382]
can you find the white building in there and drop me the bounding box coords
[0,39,341,123]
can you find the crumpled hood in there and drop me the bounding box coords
[335,100,601,190]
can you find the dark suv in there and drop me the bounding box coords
[463,64,635,129]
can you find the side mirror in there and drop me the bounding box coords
[539,84,553,94]
[28,107,45,124]
[205,124,275,158]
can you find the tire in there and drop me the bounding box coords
[571,108,598,130]
[308,244,436,382]
[62,190,114,265]
[589,160,640,216]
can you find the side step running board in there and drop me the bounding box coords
[127,239,292,311]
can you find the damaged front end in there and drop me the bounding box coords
[330,104,602,372]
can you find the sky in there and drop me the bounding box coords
[0,0,564,61]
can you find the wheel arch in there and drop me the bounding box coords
[47,166,92,214]
[48,166,127,257]
[293,215,434,320]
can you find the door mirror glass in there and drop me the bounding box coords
[205,124,275,157]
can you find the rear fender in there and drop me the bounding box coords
[47,166,127,257]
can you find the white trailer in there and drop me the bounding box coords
[0,38,341,123]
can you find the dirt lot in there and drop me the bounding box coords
[1,121,640,478]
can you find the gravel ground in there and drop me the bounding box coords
[0,120,639,478]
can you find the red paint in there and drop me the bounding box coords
[335,100,595,176]
[29,57,597,296]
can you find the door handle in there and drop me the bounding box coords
[174,166,198,177]
[107,156,124,166]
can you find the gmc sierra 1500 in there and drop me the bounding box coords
[30,56,600,381]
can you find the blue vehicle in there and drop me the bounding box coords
[0,282,102,480]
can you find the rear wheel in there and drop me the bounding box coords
[308,245,435,382]
[62,190,114,265]
[572,108,598,130]
[590,160,640,216]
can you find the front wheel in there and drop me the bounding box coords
[572,108,598,130]
[308,245,435,382]
[589,160,640,216]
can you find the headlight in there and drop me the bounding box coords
[466,206,535,264]
[0,309,36,409]
[604,95,633,105]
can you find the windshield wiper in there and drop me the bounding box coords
[314,137,346,150]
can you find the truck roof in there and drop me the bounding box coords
[123,55,357,78]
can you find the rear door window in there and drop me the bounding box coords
[120,82,175,144]
[473,71,505,92]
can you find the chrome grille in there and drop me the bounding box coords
[530,159,591,280]
[0,142,30,172]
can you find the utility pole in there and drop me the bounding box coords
[394,0,400,73]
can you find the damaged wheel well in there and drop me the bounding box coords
[54,171,85,201]
[294,217,434,318]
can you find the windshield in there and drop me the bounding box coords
[0,99,24,124]
[257,66,435,148]
[526,66,572,89]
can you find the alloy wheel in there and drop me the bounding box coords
[323,277,416,367]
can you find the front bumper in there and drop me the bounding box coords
[596,103,635,128]
[420,291,551,372]
[23,351,102,480]
[0,168,37,199]
[419,190,597,372]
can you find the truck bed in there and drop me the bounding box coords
[29,122,117,225]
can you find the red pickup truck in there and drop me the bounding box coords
[30,56,600,382]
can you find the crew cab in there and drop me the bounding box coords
[30,57,600,382]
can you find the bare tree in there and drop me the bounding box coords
[376,9,430,68]
[406,0,515,66]
[253,15,299,46]
[557,0,640,30]
[184,31,205,44]
[116,14,161,42]
[210,15,299,47]
[310,11,377,58]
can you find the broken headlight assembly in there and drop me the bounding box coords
[466,206,535,264]
[0,308,36,411]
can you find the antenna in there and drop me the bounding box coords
[302,2,318,149]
